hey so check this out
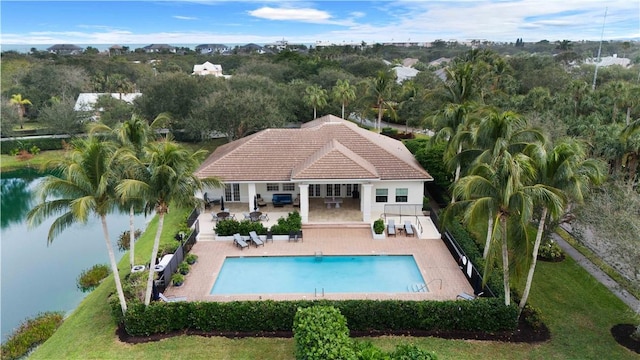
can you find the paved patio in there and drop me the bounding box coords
[164,202,473,302]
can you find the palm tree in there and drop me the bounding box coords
[89,114,170,268]
[332,79,356,119]
[10,94,32,129]
[304,85,328,119]
[117,139,222,305]
[26,137,129,314]
[517,139,604,317]
[620,118,640,183]
[370,70,396,131]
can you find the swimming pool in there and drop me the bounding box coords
[210,255,426,295]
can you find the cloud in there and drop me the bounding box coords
[248,6,331,22]
[173,16,198,20]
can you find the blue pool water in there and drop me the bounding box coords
[210,255,425,295]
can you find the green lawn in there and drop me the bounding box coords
[30,204,638,359]
[0,150,66,173]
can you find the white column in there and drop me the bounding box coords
[361,183,373,222]
[299,184,309,224]
[247,183,257,212]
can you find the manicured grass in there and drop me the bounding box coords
[31,212,638,360]
[0,150,66,173]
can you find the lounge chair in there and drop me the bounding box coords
[249,231,264,247]
[404,221,414,237]
[387,219,396,236]
[233,233,249,250]
[159,293,187,302]
[456,292,482,300]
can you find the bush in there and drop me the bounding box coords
[76,264,110,292]
[537,238,564,261]
[178,261,190,275]
[123,271,147,302]
[373,219,385,234]
[0,137,67,154]
[270,211,302,235]
[29,145,40,155]
[293,306,356,360]
[158,242,180,257]
[215,219,267,236]
[185,253,198,265]
[119,298,518,337]
[1,312,64,360]
[390,344,438,360]
[172,273,185,286]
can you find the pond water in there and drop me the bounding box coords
[0,169,149,342]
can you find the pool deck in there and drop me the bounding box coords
[165,204,474,302]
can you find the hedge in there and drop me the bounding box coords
[293,306,356,360]
[118,298,518,337]
[1,137,69,154]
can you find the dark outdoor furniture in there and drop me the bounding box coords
[266,230,273,243]
[250,211,262,222]
[272,193,293,207]
[217,211,231,220]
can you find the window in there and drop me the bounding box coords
[266,183,279,191]
[346,184,359,197]
[326,184,333,197]
[283,183,295,191]
[309,184,321,197]
[376,188,388,203]
[395,188,408,202]
[224,183,240,201]
[333,184,341,197]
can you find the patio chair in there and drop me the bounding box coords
[259,213,269,221]
[211,213,218,222]
[266,230,273,243]
[404,221,414,237]
[249,231,265,247]
[243,213,251,220]
[256,194,267,207]
[387,219,396,236]
[293,195,300,207]
[456,292,483,300]
[297,230,303,242]
[288,231,298,242]
[159,293,187,302]
[233,233,249,250]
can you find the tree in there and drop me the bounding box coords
[10,94,32,129]
[620,118,640,184]
[1,97,20,136]
[89,114,170,268]
[27,137,129,315]
[517,139,604,317]
[369,70,396,131]
[304,84,328,119]
[332,79,356,119]
[38,97,86,135]
[117,139,222,305]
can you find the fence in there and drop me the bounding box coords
[186,207,200,227]
[382,203,425,234]
[430,211,495,298]
[154,217,200,294]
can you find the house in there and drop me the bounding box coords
[393,66,420,83]
[195,115,432,224]
[192,61,230,78]
[74,93,142,118]
[585,54,631,68]
[142,44,176,53]
[195,44,229,54]
[237,43,268,54]
[46,44,83,55]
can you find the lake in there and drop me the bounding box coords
[0,169,149,342]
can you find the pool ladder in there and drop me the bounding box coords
[315,288,325,297]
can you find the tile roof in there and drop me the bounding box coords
[195,115,432,182]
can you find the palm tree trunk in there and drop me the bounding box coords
[129,205,135,268]
[144,212,165,306]
[451,143,463,204]
[483,215,494,259]
[501,216,510,306]
[626,107,631,125]
[313,107,317,119]
[341,103,345,119]
[377,105,383,132]
[101,215,127,314]
[518,207,547,317]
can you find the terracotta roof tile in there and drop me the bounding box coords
[194,115,432,182]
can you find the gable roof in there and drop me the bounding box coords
[74,93,142,111]
[192,61,222,73]
[195,115,431,183]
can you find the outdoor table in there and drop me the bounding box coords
[217,211,230,220]
[323,197,343,208]
[250,211,262,222]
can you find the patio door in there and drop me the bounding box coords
[224,183,240,201]
[309,184,321,197]
[326,184,341,197]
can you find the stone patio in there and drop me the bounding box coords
[164,201,473,302]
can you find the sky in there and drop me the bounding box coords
[1,0,638,48]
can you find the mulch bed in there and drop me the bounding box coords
[611,324,640,354]
[116,316,550,344]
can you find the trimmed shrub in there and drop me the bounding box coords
[185,253,198,265]
[293,306,356,360]
[270,211,302,235]
[390,343,438,360]
[537,238,564,261]
[215,219,267,236]
[172,273,185,286]
[0,137,68,154]
[119,298,517,337]
[1,312,64,360]
[178,261,190,275]
[76,264,110,292]
[373,219,385,234]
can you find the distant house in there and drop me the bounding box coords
[585,54,631,68]
[195,44,229,54]
[237,43,268,54]
[109,45,126,55]
[428,57,451,68]
[191,61,230,78]
[74,93,142,120]
[142,44,176,53]
[393,66,420,83]
[46,44,83,55]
